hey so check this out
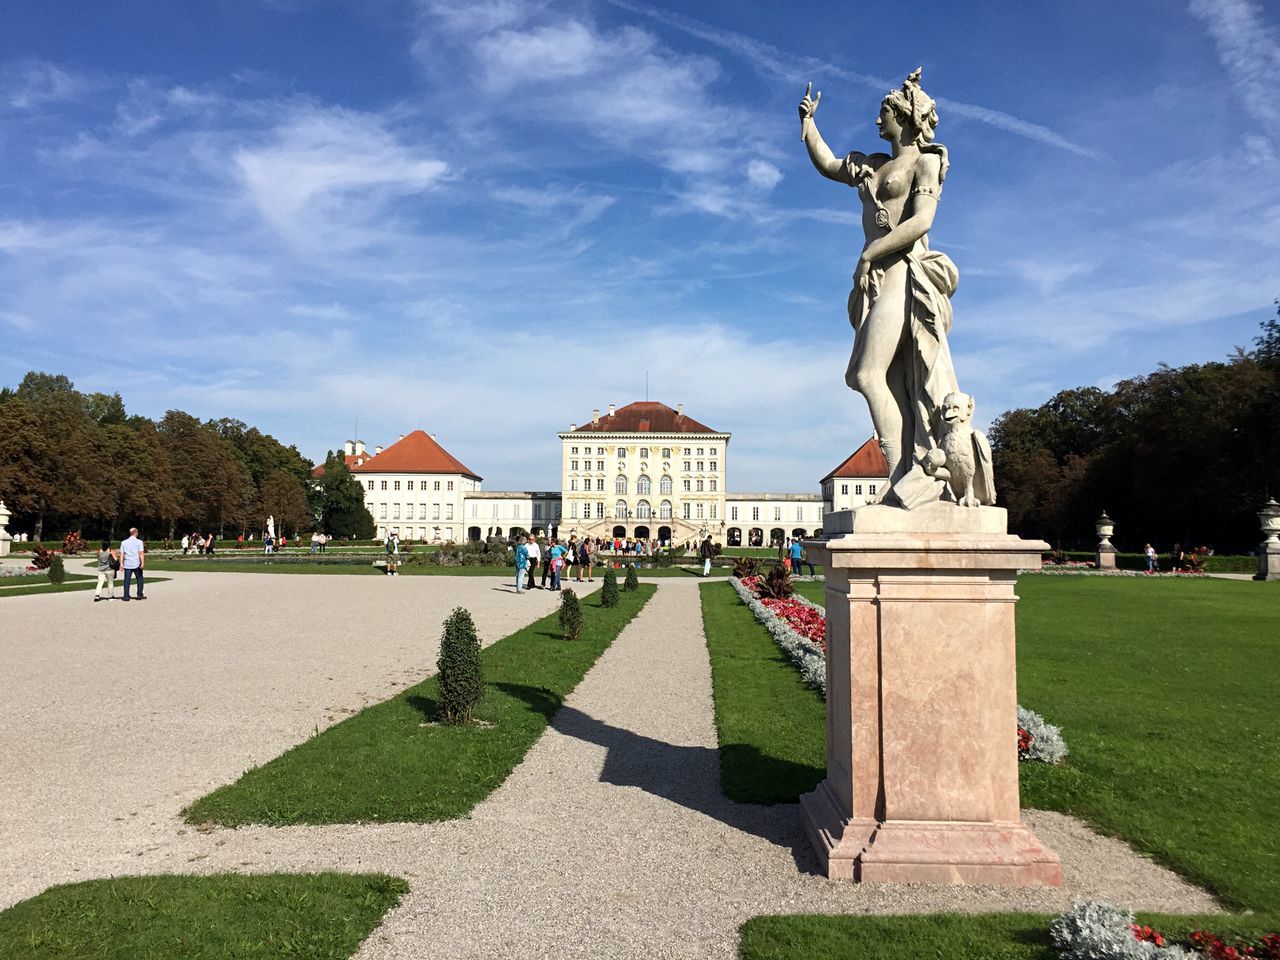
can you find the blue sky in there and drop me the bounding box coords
[2,0,1277,491]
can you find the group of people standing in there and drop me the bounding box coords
[180,532,216,556]
[513,535,595,593]
[93,528,147,602]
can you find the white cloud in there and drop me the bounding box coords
[3,60,89,110]
[1189,0,1280,131]
[233,107,450,246]
[746,159,783,191]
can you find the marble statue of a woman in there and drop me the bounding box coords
[800,68,990,509]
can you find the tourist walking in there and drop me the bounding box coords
[119,527,146,601]
[581,537,594,581]
[789,538,804,574]
[549,538,567,591]
[1144,543,1157,573]
[180,533,190,555]
[1171,543,1184,572]
[568,536,581,582]
[514,535,530,593]
[525,535,541,590]
[94,539,119,601]
[204,532,216,556]
[699,536,714,577]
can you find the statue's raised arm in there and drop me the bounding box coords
[798,82,855,184]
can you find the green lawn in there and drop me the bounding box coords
[185,585,655,825]
[0,873,406,960]
[739,911,1280,960]
[699,581,825,803]
[714,575,1280,911]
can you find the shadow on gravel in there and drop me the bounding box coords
[498,683,818,874]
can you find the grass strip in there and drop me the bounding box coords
[144,558,727,577]
[738,911,1280,960]
[1015,575,1280,911]
[699,581,825,803]
[185,584,656,825]
[0,576,170,599]
[0,873,406,960]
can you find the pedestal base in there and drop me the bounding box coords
[801,781,1062,885]
[804,503,1061,888]
[1096,544,1116,570]
[1256,542,1280,581]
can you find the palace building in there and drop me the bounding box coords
[317,404,885,545]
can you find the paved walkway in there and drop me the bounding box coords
[3,576,1216,958]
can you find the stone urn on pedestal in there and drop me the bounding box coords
[1095,511,1117,570]
[1255,499,1280,582]
[0,500,12,557]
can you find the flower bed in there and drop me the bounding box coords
[729,575,1067,764]
[1051,901,1280,960]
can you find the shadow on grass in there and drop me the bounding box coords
[496,682,819,873]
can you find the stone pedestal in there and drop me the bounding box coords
[0,500,11,558]
[1256,543,1280,582]
[802,502,1062,886]
[1095,544,1116,570]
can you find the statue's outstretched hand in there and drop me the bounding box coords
[798,82,821,126]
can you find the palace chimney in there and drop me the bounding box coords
[353,440,365,456]
[343,440,355,456]
[608,403,616,416]
[677,402,684,416]
[593,409,600,424]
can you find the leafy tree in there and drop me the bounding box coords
[309,452,374,539]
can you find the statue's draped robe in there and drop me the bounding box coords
[848,236,960,472]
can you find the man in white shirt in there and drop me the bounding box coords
[119,527,146,601]
[525,535,541,590]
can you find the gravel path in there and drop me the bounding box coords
[3,575,1216,957]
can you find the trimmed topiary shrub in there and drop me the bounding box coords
[623,563,639,592]
[558,588,582,641]
[47,554,66,584]
[601,566,620,607]
[436,607,484,724]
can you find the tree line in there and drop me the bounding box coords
[0,372,370,543]
[989,306,1280,552]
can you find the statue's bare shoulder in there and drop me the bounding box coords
[842,150,891,186]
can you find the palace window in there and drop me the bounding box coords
[854,484,861,495]
[710,503,717,519]
[446,504,453,520]
[571,502,578,518]
[447,481,454,491]
[572,446,579,454]
[570,479,578,491]
[615,500,628,519]
[434,481,441,490]
[697,448,704,455]
[797,506,804,521]
[379,504,387,519]
[636,500,651,519]
[615,475,628,495]
[683,461,691,471]
[636,475,651,495]
[597,460,605,471]
[869,484,877,495]
[683,448,691,455]
[696,480,704,492]
[661,448,671,458]
[470,503,477,518]
[659,500,672,519]
[367,480,374,490]
[752,507,760,521]
[774,506,782,521]
[406,504,414,520]
[617,448,626,458]
[696,502,704,519]
[731,506,739,521]
[659,475,672,494]
[381,480,388,491]
[710,461,717,471]
[433,504,441,520]
[596,478,605,491]
[597,447,604,456]
[393,504,401,519]
[595,502,604,519]
[639,447,649,459]
[683,503,691,519]
[571,460,579,470]
[683,480,691,492]
[709,447,717,455]
[394,481,400,491]
[696,461,704,471]
[710,479,717,491]
[407,480,414,491]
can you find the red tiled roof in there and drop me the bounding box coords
[569,401,719,434]
[350,430,481,480]
[311,452,377,478]
[822,437,889,482]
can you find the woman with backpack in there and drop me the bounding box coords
[94,539,120,602]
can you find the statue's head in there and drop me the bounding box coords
[878,67,938,147]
